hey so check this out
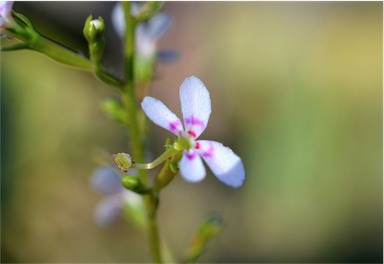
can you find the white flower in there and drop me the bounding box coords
[0,1,14,28]
[141,76,245,188]
[90,166,144,227]
[112,2,171,59]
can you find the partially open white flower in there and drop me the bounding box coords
[141,76,245,188]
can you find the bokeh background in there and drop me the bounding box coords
[1,2,382,263]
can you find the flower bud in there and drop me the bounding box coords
[83,15,105,61]
[112,153,132,172]
[83,15,104,43]
[153,159,179,192]
[121,175,148,194]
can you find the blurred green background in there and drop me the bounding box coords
[1,2,382,263]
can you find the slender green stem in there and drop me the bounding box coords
[122,2,162,263]
[7,29,93,71]
[147,193,162,263]
[132,147,178,170]
[31,36,92,71]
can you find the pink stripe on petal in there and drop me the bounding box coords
[179,76,211,139]
[141,96,183,136]
[185,115,205,128]
[141,96,183,135]
[169,120,183,135]
[197,140,245,188]
[179,150,206,183]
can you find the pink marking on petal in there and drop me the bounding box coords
[169,120,182,134]
[187,130,196,138]
[201,143,214,158]
[186,152,197,160]
[195,142,201,149]
[185,116,205,128]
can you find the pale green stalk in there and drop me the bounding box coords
[6,30,92,71]
[122,2,162,263]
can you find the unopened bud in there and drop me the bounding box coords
[121,175,148,194]
[112,153,132,172]
[83,15,105,62]
[83,15,105,43]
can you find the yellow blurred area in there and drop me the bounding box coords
[1,2,382,263]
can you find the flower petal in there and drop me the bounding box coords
[157,49,179,63]
[0,1,13,28]
[0,1,13,18]
[179,76,211,139]
[141,96,183,135]
[146,13,171,40]
[94,195,123,227]
[90,166,123,195]
[111,2,141,38]
[197,140,245,188]
[179,149,206,183]
[111,3,125,38]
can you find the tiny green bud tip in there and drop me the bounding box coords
[113,153,132,172]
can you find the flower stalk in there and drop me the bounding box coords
[122,2,163,262]
[5,19,92,71]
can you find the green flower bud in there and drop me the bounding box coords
[121,175,148,194]
[153,160,176,192]
[83,15,105,43]
[112,153,132,172]
[83,15,105,62]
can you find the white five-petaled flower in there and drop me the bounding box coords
[141,76,245,188]
[0,1,13,28]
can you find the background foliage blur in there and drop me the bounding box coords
[1,2,382,263]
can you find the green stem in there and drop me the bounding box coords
[132,147,178,170]
[122,2,162,263]
[7,29,93,71]
[32,37,92,71]
[148,193,162,263]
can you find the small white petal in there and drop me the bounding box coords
[197,140,245,188]
[179,76,211,139]
[111,3,125,38]
[136,25,156,58]
[90,166,123,195]
[141,96,183,135]
[94,195,123,227]
[0,1,13,18]
[146,13,171,40]
[179,149,206,183]
[0,1,13,28]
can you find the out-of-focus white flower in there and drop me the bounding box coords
[112,2,171,59]
[141,76,245,188]
[90,166,144,227]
